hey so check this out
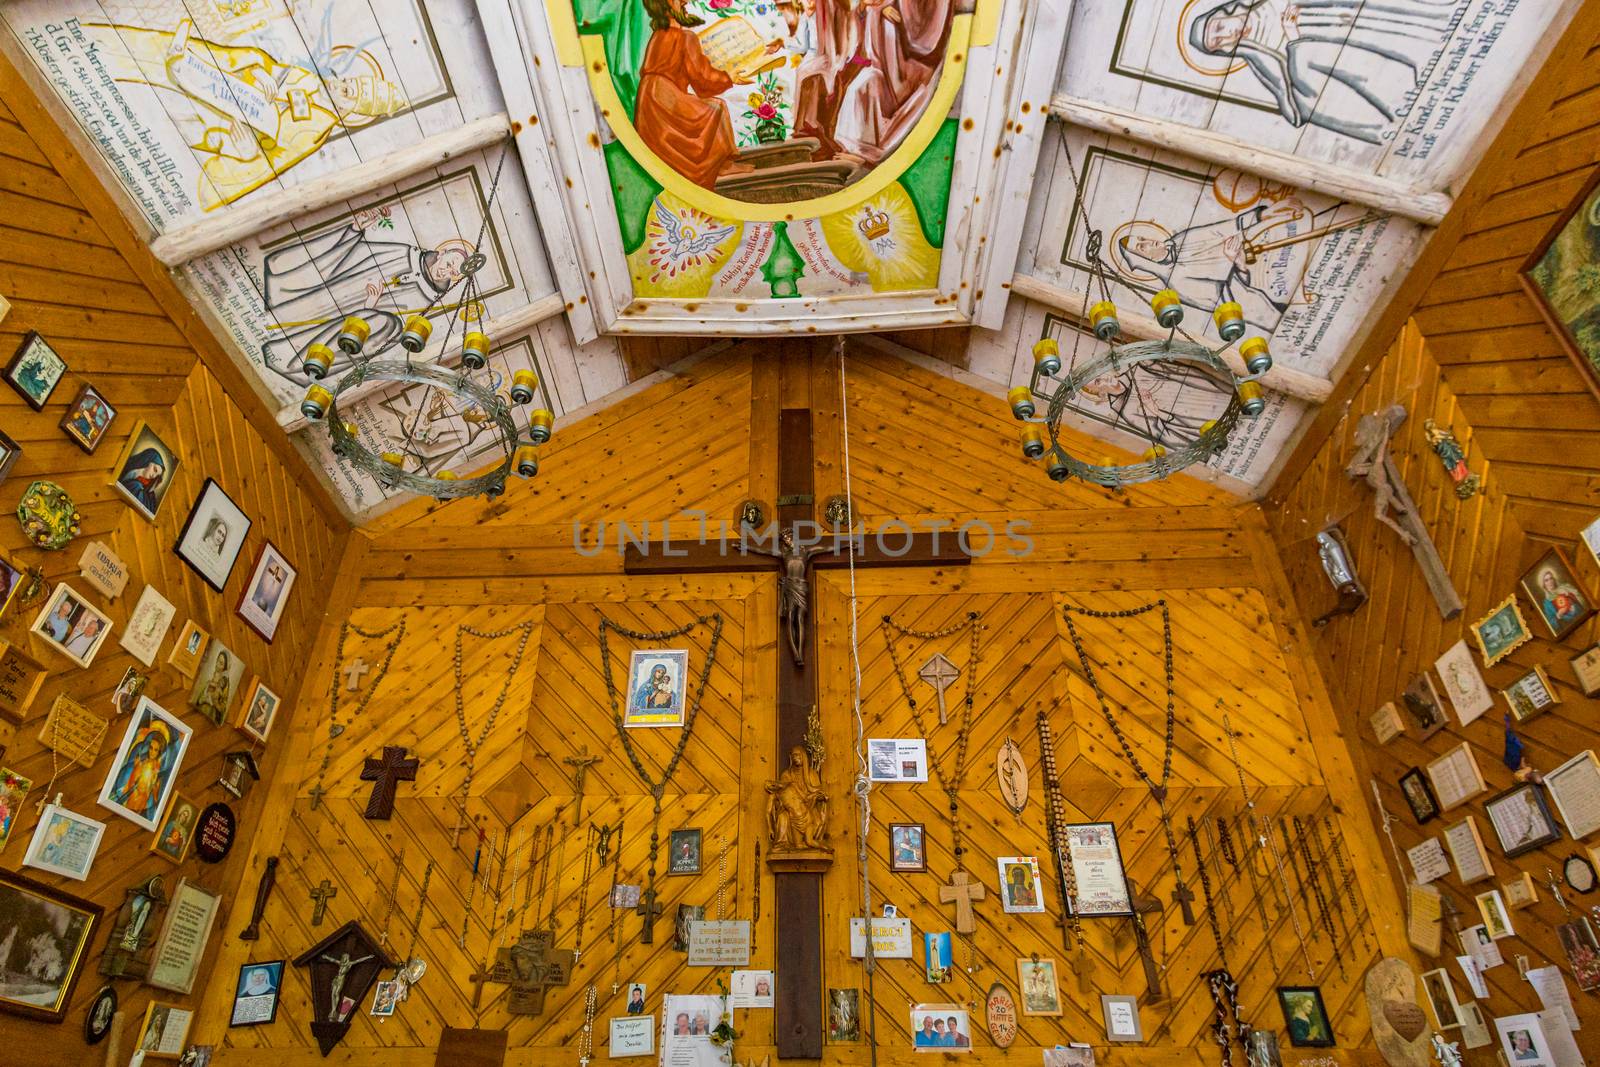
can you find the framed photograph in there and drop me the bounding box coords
[4,332,66,410]
[236,541,297,643]
[889,822,925,872]
[150,793,200,865]
[996,856,1045,914]
[1420,968,1461,1029]
[167,621,208,678]
[1400,672,1447,740]
[668,827,702,874]
[146,879,220,994]
[173,479,252,593]
[1503,871,1540,909]
[109,421,180,521]
[58,384,116,454]
[1520,170,1600,403]
[111,666,148,717]
[1470,596,1532,667]
[1475,889,1513,939]
[135,1001,193,1059]
[625,649,688,727]
[0,429,20,488]
[1016,957,1061,1016]
[1064,823,1133,917]
[1519,547,1594,640]
[1503,666,1561,723]
[97,696,193,832]
[1100,994,1142,1042]
[1435,640,1494,726]
[84,984,117,1045]
[229,960,284,1027]
[1547,750,1600,840]
[29,582,113,668]
[924,931,951,983]
[910,1003,972,1050]
[1370,701,1405,744]
[1570,644,1600,697]
[1426,742,1486,811]
[1444,816,1495,884]
[828,988,860,1042]
[1496,1012,1557,1067]
[21,802,106,881]
[236,679,282,745]
[189,637,245,726]
[1483,782,1563,858]
[0,868,101,1022]
[0,768,33,850]
[1399,767,1441,824]
[1277,986,1335,1047]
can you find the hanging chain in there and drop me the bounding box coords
[1323,814,1373,955]
[577,983,599,1067]
[1061,601,1187,895]
[1207,970,1251,1067]
[599,611,724,922]
[1037,706,1082,949]
[378,846,406,946]
[313,619,407,807]
[451,620,536,841]
[1297,817,1342,978]
[1307,815,1352,954]
[1187,816,1228,971]
[1201,817,1237,955]
[573,825,598,962]
[608,825,626,995]
[402,861,435,966]
[1220,816,1279,976]
[715,839,731,920]
[1280,819,1317,946]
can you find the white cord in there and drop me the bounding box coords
[839,339,875,955]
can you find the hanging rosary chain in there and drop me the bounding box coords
[609,826,626,995]
[316,619,408,797]
[1228,815,1280,976]
[884,611,981,850]
[378,846,407,945]
[1187,816,1229,971]
[1279,819,1316,944]
[545,821,567,933]
[1037,707,1082,947]
[1292,816,1341,978]
[402,861,435,965]
[572,824,599,962]
[1201,817,1237,953]
[1207,969,1251,1067]
[453,621,537,801]
[1308,816,1355,964]
[1322,814,1372,955]
[715,839,731,920]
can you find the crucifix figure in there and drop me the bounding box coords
[754,531,831,667]
[344,657,371,691]
[320,951,375,1021]
[1344,404,1463,619]
[361,746,419,820]
[939,870,986,934]
[311,879,338,926]
[635,887,664,944]
[918,653,960,725]
[1126,878,1166,1004]
[563,748,602,830]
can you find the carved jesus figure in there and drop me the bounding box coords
[751,531,831,667]
[320,951,375,1021]
[767,745,829,853]
[1344,405,1414,545]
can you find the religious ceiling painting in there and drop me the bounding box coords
[1061,0,1560,185]
[487,0,1065,335]
[1023,129,1422,380]
[4,0,469,227]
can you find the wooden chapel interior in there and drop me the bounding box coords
[0,0,1599,1064]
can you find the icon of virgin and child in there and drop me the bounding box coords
[584,0,956,190]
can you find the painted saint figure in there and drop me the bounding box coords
[117,449,170,514]
[1188,0,1460,144]
[832,0,953,164]
[110,719,176,822]
[195,650,235,724]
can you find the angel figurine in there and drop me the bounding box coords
[1430,1033,1462,1067]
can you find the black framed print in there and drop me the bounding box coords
[173,479,251,593]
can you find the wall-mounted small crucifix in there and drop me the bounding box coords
[361,747,418,820]
[563,748,601,830]
[635,887,664,945]
[311,879,338,926]
[344,658,371,691]
[918,653,960,724]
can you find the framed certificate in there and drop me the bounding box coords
[1427,743,1487,811]
[1443,817,1495,885]
[1063,823,1133,917]
[1546,750,1600,840]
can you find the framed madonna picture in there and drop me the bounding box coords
[1518,547,1594,641]
[109,421,180,522]
[97,697,193,832]
[173,479,251,593]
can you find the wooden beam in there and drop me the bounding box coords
[1050,95,1452,226]
[149,114,512,266]
[1008,273,1335,404]
[276,293,566,432]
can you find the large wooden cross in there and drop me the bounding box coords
[624,407,970,1057]
[361,746,419,820]
[1126,878,1166,1004]
[939,870,986,934]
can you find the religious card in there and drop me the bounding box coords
[22,802,106,881]
[1421,968,1462,1030]
[890,823,926,871]
[624,649,688,727]
[610,1015,654,1057]
[611,884,642,909]
[135,1001,193,1059]
[730,969,773,1009]
[668,827,702,874]
[1435,640,1493,725]
[168,621,208,678]
[1455,1003,1493,1050]
[0,767,32,851]
[925,932,952,982]
[1017,958,1062,1016]
[1475,889,1514,939]
[1462,924,1505,970]
[229,961,284,1027]
[189,637,246,726]
[997,856,1045,914]
[151,793,200,865]
[827,988,860,1042]
[911,1003,973,1051]
[236,541,297,643]
[1519,547,1595,641]
[236,679,282,745]
[97,697,193,832]
[674,904,705,951]
[369,980,400,1017]
[113,666,148,717]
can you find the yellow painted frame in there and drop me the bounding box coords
[557,1,980,222]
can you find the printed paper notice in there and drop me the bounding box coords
[1528,966,1580,1031]
[867,739,928,782]
[610,1016,653,1058]
[1455,955,1488,999]
[1406,883,1441,956]
[1407,839,1451,884]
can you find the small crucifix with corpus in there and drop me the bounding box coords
[311,879,338,926]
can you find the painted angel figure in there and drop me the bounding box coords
[1431,1033,1462,1067]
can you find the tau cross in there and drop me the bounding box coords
[1126,878,1166,1004]
[635,887,664,944]
[563,748,602,830]
[361,746,419,820]
[344,657,372,691]
[918,653,960,725]
[938,869,986,934]
[310,879,337,926]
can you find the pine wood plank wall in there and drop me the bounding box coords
[0,87,348,1066]
[202,343,1402,1065]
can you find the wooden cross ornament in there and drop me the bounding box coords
[939,869,986,934]
[361,746,419,820]
[918,653,960,725]
[344,657,371,691]
[311,879,338,926]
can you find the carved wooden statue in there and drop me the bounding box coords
[1344,405,1463,620]
[765,745,832,872]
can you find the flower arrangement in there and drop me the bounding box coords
[708,979,739,1049]
[742,72,789,144]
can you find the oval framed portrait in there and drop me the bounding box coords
[84,984,117,1045]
